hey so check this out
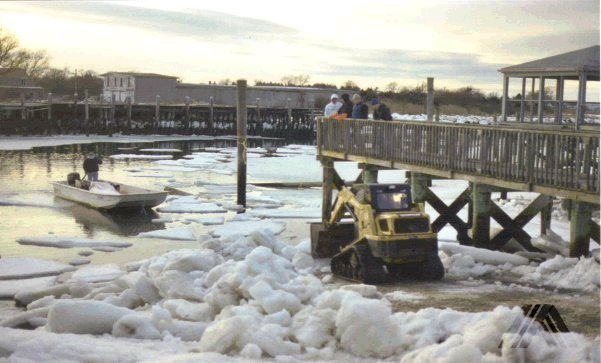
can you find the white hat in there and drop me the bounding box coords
[330,93,339,100]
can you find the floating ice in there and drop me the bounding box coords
[0,258,74,280]
[157,196,226,214]
[70,264,124,283]
[0,276,57,299]
[211,220,285,238]
[17,236,131,249]
[109,154,173,160]
[138,227,198,241]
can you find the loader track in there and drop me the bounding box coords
[331,243,386,284]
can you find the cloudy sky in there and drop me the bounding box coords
[0,0,598,93]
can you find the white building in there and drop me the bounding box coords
[100,72,177,103]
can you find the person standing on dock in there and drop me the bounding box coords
[371,98,392,121]
[324,94,343,117]
[83,152,102,181]
[351,94,368,119]
[337,93,354,118]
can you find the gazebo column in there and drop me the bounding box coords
[537,75,545,123]
[576,73,587,129]
[501,75,509,122]
[529,78,535,122]
[519,78,526,122]
[555,76,564,124]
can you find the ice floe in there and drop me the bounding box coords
[17,236,131,249]
[0,258,74,280]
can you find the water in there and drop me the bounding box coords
[0,138,287,264]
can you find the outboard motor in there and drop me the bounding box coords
[67,172,81,186]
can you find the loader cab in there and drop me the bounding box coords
[368,184,412,212]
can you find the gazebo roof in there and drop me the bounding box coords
[499,46,600,77]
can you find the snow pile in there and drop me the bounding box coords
[17,236,131,249]
[157,196,227,214]
[515,255,600,292]
[441,242,600,292]
[1,230,597,361]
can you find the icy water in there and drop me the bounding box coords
[0,138,289,264]
[0,137,598,340]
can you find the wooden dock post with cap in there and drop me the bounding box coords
[426,77,434,122]
[236,79,247,210]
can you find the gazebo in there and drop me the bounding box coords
[499,45,600,128]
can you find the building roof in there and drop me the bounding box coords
[99,72,178,79]
[499,46,600,76]
[0,68,28,77]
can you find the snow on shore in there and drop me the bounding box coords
[0,231,597,362]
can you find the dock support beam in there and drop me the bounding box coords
[321,158,334,223]
[363,165,379,184]
[236,80,247,211]
[410,172,428,204]
[472,184,492,248]
[540,199,552,235]
[569,202,592,257]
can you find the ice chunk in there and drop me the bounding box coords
[47,300,131,334]
[70,264,124,283]
[157,201,226,214]
[0,258,74,280]
[17,236,131,249]
[440,242,529,266]
[112,313,162,339]
[69,258,91,266]
[384,290,425,302]
[109,154,173,160]
[211,220,285,238]
[163,300,216,322]
[335,294,401,357]
[186,217,225,225]
[138,227,198,241]
[0,276,57,299]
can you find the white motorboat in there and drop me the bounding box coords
[53,180,168,210]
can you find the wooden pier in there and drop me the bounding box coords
[0,100,317,140]
[316,117,600,257]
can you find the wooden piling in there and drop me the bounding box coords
[84,89,89,136]
[472,183,492,248]
[236,79,247,210]
[363,165,379,184]
[126,96,132,131]
[410,172,428,204]
[47,93,53,135]
[256,98,262,134]
[569,201,592,257]
[209,96,214,132]
[155,95,160,133]
[184,96,190,129]
[540,199,552,235]
[426,77,434,122]
[287,98,292,122]
[321,158,334,223]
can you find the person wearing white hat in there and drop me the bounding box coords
[324,93,343,117]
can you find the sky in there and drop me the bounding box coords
[0,0,599,94]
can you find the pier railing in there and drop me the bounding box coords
[317,117,600,203]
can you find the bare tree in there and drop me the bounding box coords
[385,81,399,93]
[341,80,360,90]
[281,74,311,86]
[0,28,49,78]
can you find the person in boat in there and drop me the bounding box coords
[83,152,102,181]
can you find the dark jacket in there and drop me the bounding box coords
[83,157,102,173]
[338,100,354,117]
[373,103,392,121]
[351,102,369,119]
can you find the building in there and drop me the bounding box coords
[100,71,346,108]
[100,72,178,103]
[0,68,44,101]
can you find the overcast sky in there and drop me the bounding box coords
[0,0,598,93]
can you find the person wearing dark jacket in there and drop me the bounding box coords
[351,94,368,119]
[83,152,102,181]
[337,93,354,118]
[371,98,392,121]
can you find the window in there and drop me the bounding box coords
[127,77,131,87]
[120,78,123,87]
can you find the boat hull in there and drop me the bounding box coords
[53,181,168,210]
